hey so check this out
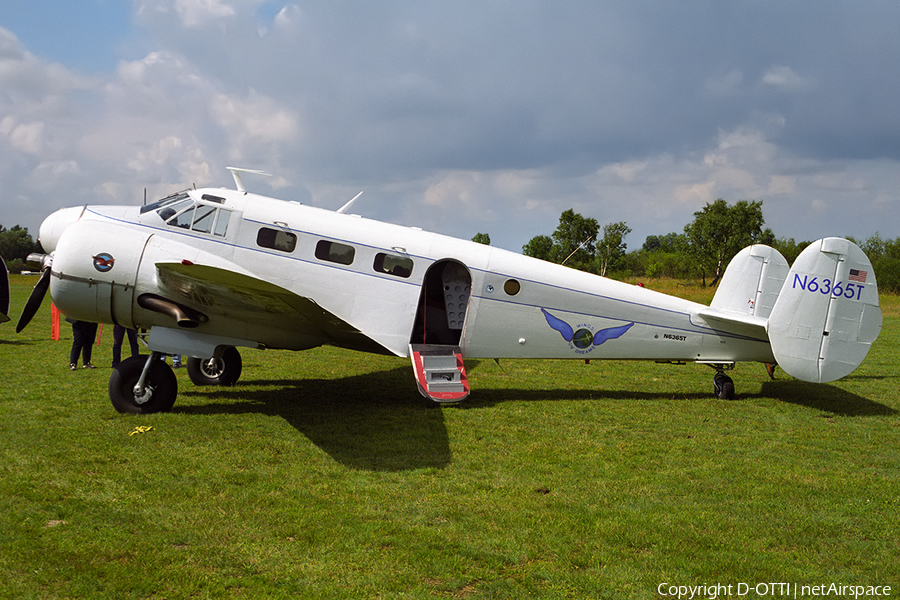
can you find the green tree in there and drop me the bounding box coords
[683,199,767,286]
[596,221,632,277]
[471,232,491,245]
[863,233,900,293]
[522,235,555,262]
[552,209,599,271]
[0,225,37,273]
[770,237,811,265]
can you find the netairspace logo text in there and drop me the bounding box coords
[657,582,893,599]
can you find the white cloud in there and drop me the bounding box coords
[175,0,236,27]
[761,65,812,91]
[767,175,795,195]
[2,3,900,252]
[423,171,482,208]
[274,4,302,29]
[6,120,45,154]
[0,26,25,61]
[137,0,244,28]
[210,90,300,166]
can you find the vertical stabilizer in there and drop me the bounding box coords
[767,238,882,383]
[710,244,789,319]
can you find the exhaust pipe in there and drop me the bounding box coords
[138,294,208,328]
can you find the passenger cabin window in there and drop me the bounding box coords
[257,227,297,253]
[315,241,355,265]
[374,253,413,278]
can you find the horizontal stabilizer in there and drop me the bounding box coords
[767,238,882,383]
[697,307,768,340]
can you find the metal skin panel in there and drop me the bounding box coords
[49,220,150,326]
[462,249,775,363]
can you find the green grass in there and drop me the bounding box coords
[1,275,898,598]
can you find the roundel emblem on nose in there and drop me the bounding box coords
[93,253,115,272]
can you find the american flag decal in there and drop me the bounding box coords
[848,269,867,283]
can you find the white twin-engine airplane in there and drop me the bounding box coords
[12,168,882,413]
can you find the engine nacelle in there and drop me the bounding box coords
[50,220,150,327]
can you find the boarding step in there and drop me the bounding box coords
[409,344,470,403]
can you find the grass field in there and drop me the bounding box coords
[1,274,898,599]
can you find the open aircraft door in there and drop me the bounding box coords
[409,260,471,402]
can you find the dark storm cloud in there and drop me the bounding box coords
[2,1,899,251]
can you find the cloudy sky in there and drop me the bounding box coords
[1,1,898,253]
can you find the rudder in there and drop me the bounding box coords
[767,238,882,383]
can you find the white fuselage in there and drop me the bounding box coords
[41,187,776,365]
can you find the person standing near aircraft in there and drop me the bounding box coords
[111,324,139,367]
[67,318,98,370]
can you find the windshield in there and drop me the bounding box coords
[140,192,191,214]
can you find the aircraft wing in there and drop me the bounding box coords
[154,262,389,354]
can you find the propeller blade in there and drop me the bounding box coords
[16,268,51,333]
[1,255,9,324]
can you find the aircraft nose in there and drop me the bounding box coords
[38,206,85,253]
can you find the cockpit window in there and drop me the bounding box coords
[191,205,217,233]
[152,195,233,238]
[213,210,231,236]
[156,198,193,222]
[168,206,195,229]
[141,192,191,214]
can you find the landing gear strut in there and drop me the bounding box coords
[109,352,178,413]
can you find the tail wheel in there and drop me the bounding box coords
[186,346,242,386]
[109,355,178,414]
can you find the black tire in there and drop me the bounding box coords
[109,355,178,414]
[186,346,242,386]
[713,372,735,400]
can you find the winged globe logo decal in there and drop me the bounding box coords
[541,308,633,354]
[92,253,115,272]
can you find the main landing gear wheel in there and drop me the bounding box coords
[713,371,735,400]
[186,346,242,386]
[109,354,178,414]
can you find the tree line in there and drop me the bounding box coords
[474,199,900,293]
[0,224,42,274]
